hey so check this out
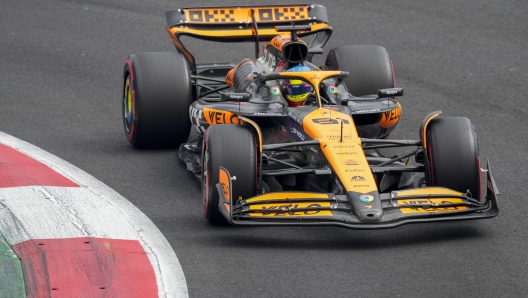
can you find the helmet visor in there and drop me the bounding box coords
[284,79,314,96]
[286,93,310,103]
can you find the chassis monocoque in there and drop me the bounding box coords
[121,4,499,229]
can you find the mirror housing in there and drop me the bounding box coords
[377,88,404,98]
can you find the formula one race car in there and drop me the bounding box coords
[121,4,499,228]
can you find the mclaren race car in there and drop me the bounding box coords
[121,4,499,229]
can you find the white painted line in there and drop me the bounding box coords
[0,132,188,297]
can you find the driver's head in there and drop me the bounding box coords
[283,65,314,107]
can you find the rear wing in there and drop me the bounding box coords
[165,4,332,73]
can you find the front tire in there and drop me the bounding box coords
[202,125,258,225]
[325,45,394,96]
[122,52,192,148]
[425,117,482,201]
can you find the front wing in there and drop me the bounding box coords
[216,161,499,229]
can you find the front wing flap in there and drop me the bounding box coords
[216,161,499,230]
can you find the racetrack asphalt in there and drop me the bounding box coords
[1,0,527,297]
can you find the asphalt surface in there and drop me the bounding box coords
[1,0,527,297]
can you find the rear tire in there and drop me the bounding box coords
[425,117,482,201]
[325,45,394,97]
[202,125,258,225]
[122,52,192,148]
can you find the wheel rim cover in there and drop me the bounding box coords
[123,78,133,132]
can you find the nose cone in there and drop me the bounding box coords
[348,192,383,223]
[357,210,383,223]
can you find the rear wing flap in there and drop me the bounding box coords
[166,4,328,29]
[165,4,332,73]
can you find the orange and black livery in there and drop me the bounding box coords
[121,4,499,230]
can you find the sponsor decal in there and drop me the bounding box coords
[270,86,281,95]
[397,199,468,213]
[219,167,232,213]
[332,145,355,148]
[186,8,237,23]
[249,202,332,217]
[189,106,202,120]
[342,159,360,165]
[337,152,357,155]
[204,109,241,125]
[359,194,374,202]
[326,127,354,140]
[383,109,401,121]
[220,182,229,200]
[312,118,350,125]
[190,106,206,133]
[267,56,277,70]
[351,176,366,181]
[345,169,365,173]
[270,35,292,50]
[310,147,319,154]
[365,205,373,209]
[288,111,303,125]
[310,75,321,80]
[289,124,305,141]
[259,47,277,70]
[219,168,230,203]
[228,94,247,100]
[252,112,283,116]
[327,85,337,94]
[328,135,353,141]
[185,6,308,24]
[275,60,287,72]
[379,103,402,128]
[257,7,308,22]
[354,109,381,113]
[353,185,370,188]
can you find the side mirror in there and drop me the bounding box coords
[377,88,403,98]
[308,47,324,55]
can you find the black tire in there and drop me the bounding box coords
[122,52,192,148]
[425,117,482,201]
[202,125,258,225]
[325,45,394,97]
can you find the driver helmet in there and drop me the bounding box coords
[283,65,314,107]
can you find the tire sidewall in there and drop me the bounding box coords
[122,52,192,148]
[425,117,482,201]
[325,45,394,97]
[202,125,257,225]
